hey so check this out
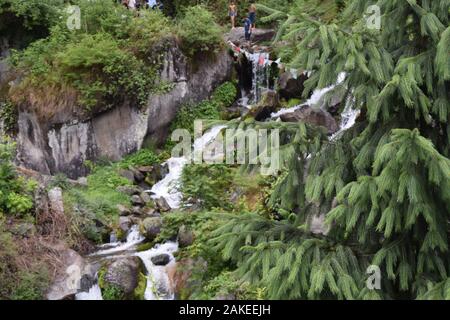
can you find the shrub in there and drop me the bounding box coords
[118,149,160,169]
[0,100,18,133]
[0,139,34,217]
[177,5,223,57]
[181,164,234,210]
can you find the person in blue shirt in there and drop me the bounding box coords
[244,17,252,41]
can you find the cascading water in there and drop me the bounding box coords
[136,242,179,300]
[148,125,227,210]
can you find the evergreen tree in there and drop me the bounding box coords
[211,0,450,299]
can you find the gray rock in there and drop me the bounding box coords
[79,274,96,293]
[117,204,131,216]
[132,168,145,182]
[76,177,88,187]
[131,195,144,206]
[142,207,157,217]
[132,206,143,216]
[280,106,338,134]
[116,185,141,196]
[47,247,87,300]
[140,217,163,241]
[225,27,275,46]
[178,225,194,248]
[104,257,141,294]
[119,170,135,184]
[151,254,171,266]
[140,192,152,204]
[246,90,280,121]
[137,166,153,173]
[119,216,132,233]
[278,71,308,100]
[155,197,171,212]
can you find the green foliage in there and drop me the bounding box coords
[177,5,223,57]
[118,149,160,169]
[98,266,125,300]
[0,139,34,217]
[64,165,130,243]
[8,0,167,113]
[181,164,235,210]
[0,100,18,133]
[10,268,50,300]
[170,82,237,135]
[210,0,450,300]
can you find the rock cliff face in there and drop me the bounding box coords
[15,43,233,178]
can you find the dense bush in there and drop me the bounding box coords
[181,164,234,210]
[170,81,237,134]
[177,5,223,57]
[0,140,35,217]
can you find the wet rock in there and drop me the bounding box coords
[117,204,131,216]
[116,185,141,196]
[225,27,275,46]
[280,106,338,134]
[119,169,135,184]
[278,71,308,100]
[140,217,163,241]
[246,90,280,121]
[151,254,171,266]
[215,293,237,300]
[142,207,157,217]
[131,195,144,206]
[104,257,141,295]
[79,274,96,293]
[119,216,132,233]
[140,192,152,204]
[155,197,171,212]
[137,166,153,174]
[131,168,145,183]
[132,206,143,216]
[178,225,194,248]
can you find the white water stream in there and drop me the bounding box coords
[148,125,227,210]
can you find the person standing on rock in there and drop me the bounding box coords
[229,1,238,29]
[249,1,257,30]
[244,17,252,41]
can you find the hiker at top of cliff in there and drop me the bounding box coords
[244,17,252,41]
[249,1,257,30]
[229,1,238,30]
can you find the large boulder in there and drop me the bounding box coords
[103,257,142,295]
[151,254,171,266]
[246,90,280,121]
[140,217,163,241]
[225,28,275,46]
[47,247,87,300]
[277,71,308,100]
[280,106,338,134]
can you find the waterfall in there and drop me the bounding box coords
[75,278,103,301]
[330,96,360,140]
[271,72,347,119]
[148,125,227,209]
[91,225,145,257]
[135,242,179,300]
